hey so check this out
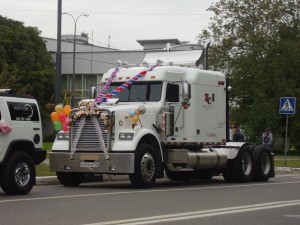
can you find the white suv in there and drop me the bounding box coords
[0,90,46,195]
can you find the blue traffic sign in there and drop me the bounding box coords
[279,97,296,114]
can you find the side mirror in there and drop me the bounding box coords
[182,81,191,109]
[90,86,97,99]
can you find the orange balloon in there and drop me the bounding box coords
[51,112,59,122]
[63,105,71,115]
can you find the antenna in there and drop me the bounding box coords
[203,39,211,70]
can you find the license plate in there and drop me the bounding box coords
[80,162,100,168]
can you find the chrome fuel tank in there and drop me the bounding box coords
[166,148,227,171]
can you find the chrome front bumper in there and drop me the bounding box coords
[49,152,135,174]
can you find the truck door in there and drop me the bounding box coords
[165,83,183,136]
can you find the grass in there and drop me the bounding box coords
[273,149,300,168]
[36,163,55,177]
[36,142,55,177]
[274,160,300,168]
[43,142,53,153]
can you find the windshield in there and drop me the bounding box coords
[106,81,162,102]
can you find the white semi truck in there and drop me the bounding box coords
[50,61,274,188]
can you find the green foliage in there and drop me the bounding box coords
[274,160,300,168]
[0,16,55,119]
[36,163,56,177]
[198,0,300,145]
[43,142,53,152]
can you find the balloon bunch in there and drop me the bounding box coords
[50,104,72,132]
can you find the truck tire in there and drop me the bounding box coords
[231,145,253,182]
[0,151,35,195]
[252,146,272,182]
[165,170,193,181]
[56,172,85,187]
[129,143,158,188]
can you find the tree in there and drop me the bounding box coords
[197,0,300,149]
[0,15,55,118]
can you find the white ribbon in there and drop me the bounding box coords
[70,117,86,157]
[91,116,110,160]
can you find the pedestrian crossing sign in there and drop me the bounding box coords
[279,97,296,114]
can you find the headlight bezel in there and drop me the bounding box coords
[119,132,134,140]
[57,132,70,140]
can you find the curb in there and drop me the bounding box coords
[36,174,129,185]
[36,176,59,185]
[274,166,300,173]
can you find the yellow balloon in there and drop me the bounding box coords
[55,104,63,113]
[63,105,71,115]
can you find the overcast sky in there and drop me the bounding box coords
[0,0,215,50]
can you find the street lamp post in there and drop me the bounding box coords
[62,13,89,107]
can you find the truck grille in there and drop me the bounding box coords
[71,116,109,152]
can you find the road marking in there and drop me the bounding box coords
[284,215,300,219]
[83,200,300,225]
[0,180,299,203]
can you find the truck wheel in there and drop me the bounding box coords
[0,152,35,195]
[129,143,158,188]
[252,146,272,182]
[231,145,253,182]
[56,172,85,187]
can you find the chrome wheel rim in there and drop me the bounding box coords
[141,153,155,182]
[14,162,30,186]
[242,152,252,176]
[261,153,271,175]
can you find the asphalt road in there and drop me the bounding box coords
[0,172,300,225]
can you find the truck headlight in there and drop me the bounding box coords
[57,132,69,140]
[119,132,134,140]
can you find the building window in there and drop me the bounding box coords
[61,74,99,104]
